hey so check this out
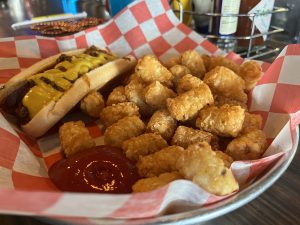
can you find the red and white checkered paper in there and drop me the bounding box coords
[0,0,299,222]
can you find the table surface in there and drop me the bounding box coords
[0,1,299,225]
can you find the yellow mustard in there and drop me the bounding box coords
[23,52,116,119]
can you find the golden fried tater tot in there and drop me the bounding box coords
[59,121,95,157]
[209,56,240,74]
[196,104,245,137]
[203,66,247,103]
[106,86,127,106]
[225,129,267,160]
[176,74,203,94]
[122,133,168,162]
[167,84,214,121]
[171,125,215,149]
[100,102,140,128]
[124,78,154,117]
[214,94,247,110]
[135,55,173,86]
[146,109,177,141]
[80,91,105,118]
[164,56,181,69]
[137,146,184,178]
[201,54,211,71]
[241,112,262,134]
[239,60,262,91]
[144,81,176,109]
[181,50,206,78]
[176,142,239,195]
[104,116,145,148]
[169,65,191,85]
[132,172,183,192]
[215,151,233,168]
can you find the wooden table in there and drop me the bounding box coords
[0,1,299,224]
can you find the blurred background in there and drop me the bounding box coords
[0,0,299,61]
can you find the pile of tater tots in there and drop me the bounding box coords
[59,50,266,196]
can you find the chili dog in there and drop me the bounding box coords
[0,46,137,137]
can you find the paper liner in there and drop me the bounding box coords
[0,0,299,221]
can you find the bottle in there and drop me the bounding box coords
[210,0,241,52]
[236,0,275,47]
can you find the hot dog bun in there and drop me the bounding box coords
[0,48,137,137]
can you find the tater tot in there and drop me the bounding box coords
[144,81,176,109]
[171,125,215,149]
[167,84,214,121]
[135,55,173,86]
[125,78,154,117]
[241,112,262,134]
[176,74,203,94]
[100,102,140,127]
[225,129,267,160]
[146,109,177,141]
[169,65,191,85]
[176,142,239,195]
[137,146,184,178]
[239,60,262,91]
[215,151,234,168]
[204,66,247,103]
[214,94,247,110]
[59,121,95,157]
[132,172,183,193]
[181,50,206,78]
[80,91,105,118]
[164,56,181,69]
[209,56,240,74]
[196,104,245,137]
[106,86,127,106]
[104,116,145,148]
[122,133,168,162]
[201,54,211,71]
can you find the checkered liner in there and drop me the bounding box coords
[0,0,299,222]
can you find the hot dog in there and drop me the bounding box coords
[0,46,137,137]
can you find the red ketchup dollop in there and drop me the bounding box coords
[49,145,140,193]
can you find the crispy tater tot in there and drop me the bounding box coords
[201,54,211,71]
[215,151,234,168]
[169,65,191,85]
[164,56,181,69]
[214,94,247,110]
[204,66,247,103]
[176,74,203,94]
[135,55,173,86]
[137,146,184,178]
[146,109,177,141]
[106,86,127,106]
[124,78,154,116]
[167,84,214,121]
[226,129,267,160]
[209,56,240,74]
[100,102,140,127]
[241,112,263,134]
[122,133,168,162]
[104,116,145,148]
[181,50,206,78]
[59,121,95,157]
[176,142,239,195]
[239,60,262,91]
[144,81,176,109]
[80,91,105,118]
[196,104,245,137]
[171,125,215,148]
[132,172,183,193]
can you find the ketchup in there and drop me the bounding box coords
[48,145,140,193]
